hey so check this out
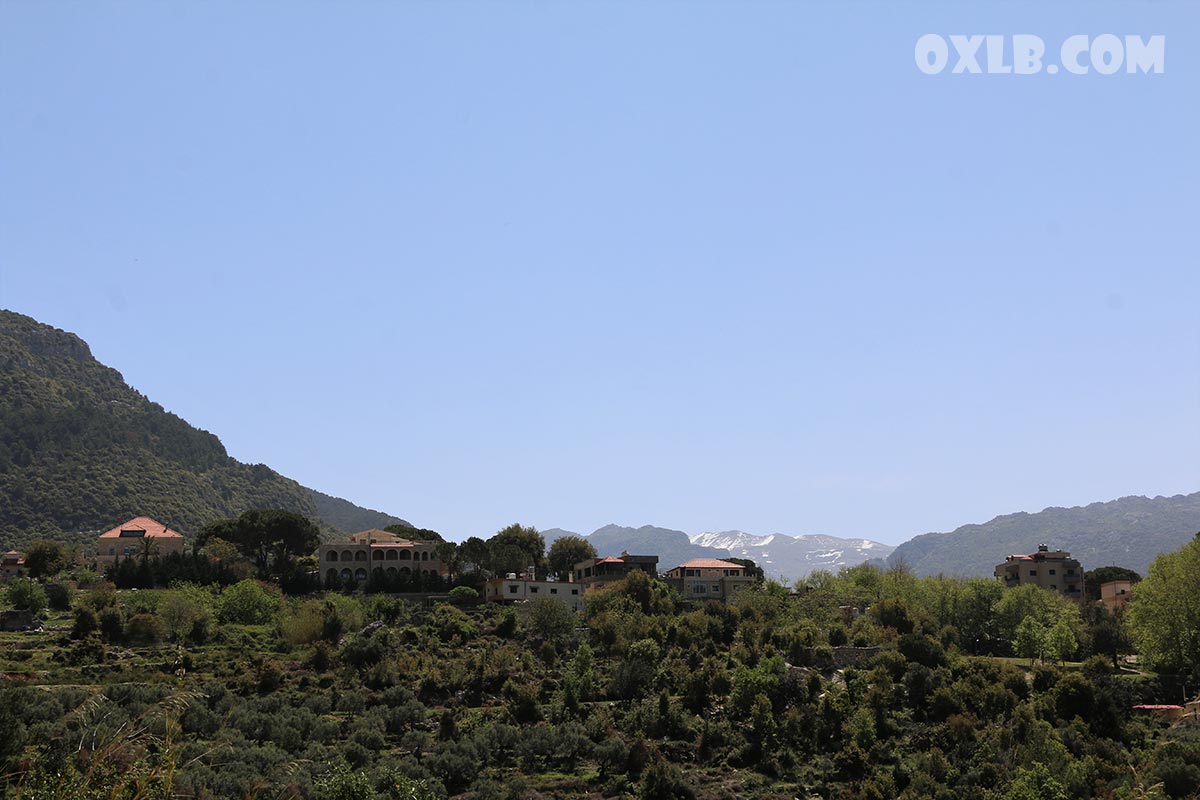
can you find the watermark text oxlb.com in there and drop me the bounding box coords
[915,34,1165,75]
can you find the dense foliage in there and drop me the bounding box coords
[2,550,1199,800]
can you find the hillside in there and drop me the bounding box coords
[888,492,1200,576]
[0,309,408,549]
[691,530,894,581]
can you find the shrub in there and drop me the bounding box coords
[71,606,99,639]
[44,581,71,612]
[125,613,166,644]
[217,579,280,625]
[448,586,478,603]
[5,579,47,614]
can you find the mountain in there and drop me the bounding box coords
[0,309,409,550]
[691,530,895,581]
[310,489,409,534]
[888,493,1200,577]
[542,524,733,571]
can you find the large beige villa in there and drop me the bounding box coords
[318,529,445,585]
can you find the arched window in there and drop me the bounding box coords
[340,568,352,581]
[400,551,412,560]
[385,550,397,561]
[341,550,353,562]
[421,552,429,561]
[400,566,411,576]
[326,551,338,562]
[386,567,397,578]
[354,550,367,561]
[355,568,367,581]
[326,568,338,582]
[372,550,384,560]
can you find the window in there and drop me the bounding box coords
[550,588,558,594]
[1029,570,1037,577]
[530,587,538,593]
[1050,585,1057,590]
[693,584,706,594]
[1048,569,1056,575]
[508,585,518,594]
[711,584,720,592]
[571,589,578,595]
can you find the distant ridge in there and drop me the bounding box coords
[542,524,893,581]
[0,309,410,550]
[887,492,1200,576]
[691,530,894,581]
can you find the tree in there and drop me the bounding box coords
[435,541,460,581]
[487,524,545,577]
[198,510,321,577]
[217,579,280,624]
[458,537,489,574]
[384,524,444,543]
[1127,535,1200,676]
[1046,617,1077,665]
[548,535,596,580]
[6,579,48,615]
[1014,616,1046,667]
[24,539,70,578]
[522,596,576,643]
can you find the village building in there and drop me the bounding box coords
[96,516,186,567]
[1,550,25,581]
[663,558,756,601]
[572,555,659,592]
[994,544,1084,601]
[483,571,583,611]
[318,529,445,585]
[1098,579,1133,613]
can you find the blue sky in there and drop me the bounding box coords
[2,1,1197,545]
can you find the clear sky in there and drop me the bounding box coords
[2,1,1197,545]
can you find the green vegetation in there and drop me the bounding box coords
[1127,534,1200,678]
[2,538,1199,800]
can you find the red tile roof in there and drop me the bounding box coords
[674,559,743,570]
[98,516,184,539]
[1133,704,1184,710]
[595,557,626,564]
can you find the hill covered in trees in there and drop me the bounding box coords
[0,309,409,550]
[889,492,1200,577]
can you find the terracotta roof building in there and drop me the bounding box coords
[318,529,445,587]
[1,550,25,581]
[96,516,186,565]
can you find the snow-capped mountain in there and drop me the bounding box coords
[690,530,895,581]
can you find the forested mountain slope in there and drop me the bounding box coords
[888,492,1200,576]
[0,309,408,549]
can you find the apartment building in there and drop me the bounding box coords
[663,558,756,601]
[994,544,1083,601]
